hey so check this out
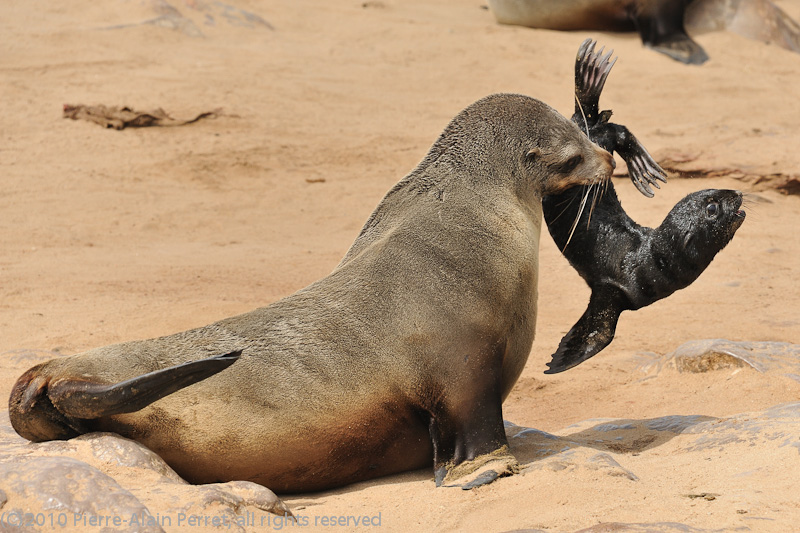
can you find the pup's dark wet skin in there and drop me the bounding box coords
[543,39,746,374]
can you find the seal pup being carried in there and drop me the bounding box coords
[543,39,746,373]
[9,94,615,496]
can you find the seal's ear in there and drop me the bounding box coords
[526,147,540,161]
[682,230,694,249]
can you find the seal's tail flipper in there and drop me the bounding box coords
[9,351,242,442]
[574,38,617,127]
[544,289,623,374]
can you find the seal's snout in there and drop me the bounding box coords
[733,191,746,220]
[726,190,746,221]
[607,152,616,170]
[594,145,615,179]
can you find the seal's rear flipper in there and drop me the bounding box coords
[544,289,623,374]
[633,0,709,64]
[647,37,709,65]
[572,40,668,197]
[10,351,242,442]
[573,38,617,126]
[49,351,243,418]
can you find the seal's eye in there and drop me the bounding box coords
[557,155,583,174]
[706,200,719,217]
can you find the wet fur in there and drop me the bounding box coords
[545,186,745,373]
[542,40,745,373]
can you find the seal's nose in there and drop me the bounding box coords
[597,146,615,172]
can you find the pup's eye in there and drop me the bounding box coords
[706,200,719,217]
[557,155,583,174]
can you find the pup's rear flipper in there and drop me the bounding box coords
[9,351,241,442]
[574,38,616,122]
[572,40,668,197]
[544,289,623,374]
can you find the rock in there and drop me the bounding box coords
[0,409,290,533]
[666,339,800,379]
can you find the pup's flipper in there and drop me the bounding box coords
[611,124,668,198]
[573,40,668,197]
[545,287,624,374]
[574,38,617,127]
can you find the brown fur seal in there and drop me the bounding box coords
[9,94,614,494]
[487,0,800,65]
[542,40,745,373]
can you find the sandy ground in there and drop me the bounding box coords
[1,0,799,531]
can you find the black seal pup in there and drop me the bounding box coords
[10,94,614,496]
[542,39,746,374]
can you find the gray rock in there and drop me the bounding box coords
[667,339,800,379]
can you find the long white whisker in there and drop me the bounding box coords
[586,181,601,229]
[562,182,593,252]
[550,192,582,224]
[574,93,591,142]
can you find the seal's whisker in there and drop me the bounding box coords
[740,193,761,207]
[739,193,760,218]
[549,190,583,224]
[575,93,591,141]
[563,182,592,251]
[586,180,603,229]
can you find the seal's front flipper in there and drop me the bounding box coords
[574,38,617,125]
[428,360,518,488]
[612,124,668,198]
[441,451,518,490]
[430,413,516,490]
[544,288,624,374]
[49,350,243,418]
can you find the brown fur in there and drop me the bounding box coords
[9,94,613,492]
[488,0,800,64]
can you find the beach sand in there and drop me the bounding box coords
[1,1,799,531]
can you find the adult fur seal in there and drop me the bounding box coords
[9,94,614,493]
[487,0,800,65]
[542,40,746,373]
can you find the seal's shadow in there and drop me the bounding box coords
[286,414,718,508]
[506,414,717,468]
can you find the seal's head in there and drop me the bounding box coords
[665,188,746,262]
[415,93,615,199]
